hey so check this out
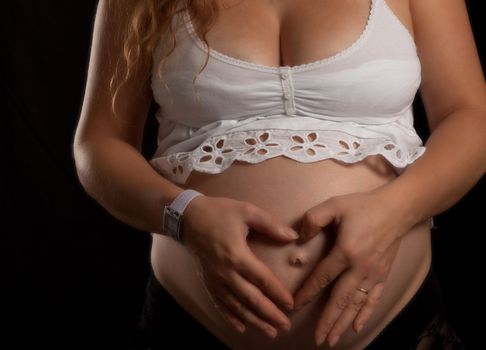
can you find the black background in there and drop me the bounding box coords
[5,1,483,349]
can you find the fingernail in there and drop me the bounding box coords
[237,323,246,333]
[284,228,299,239]
[328,335,340,347]
[316,332,327,346]
[266,326,277,338]
[279,322,291,332]
[285,302,294,311]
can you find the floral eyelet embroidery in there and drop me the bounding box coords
[168,153,191,175]
[243,131,279,156]
[337,139,362,155]
[198,137,235,163]
[151,129,426,185]
[289,132,327,156]
[383,143,402,159]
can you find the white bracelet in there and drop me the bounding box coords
[162,189,205,243]
[170,189,205,214]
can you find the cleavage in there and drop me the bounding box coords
[188,0,373,68]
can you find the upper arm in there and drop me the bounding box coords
[74,0,153,151]
[410,0,486,131]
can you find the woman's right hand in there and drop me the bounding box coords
[181,195,300,338]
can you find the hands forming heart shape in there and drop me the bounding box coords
[184,188,414,346]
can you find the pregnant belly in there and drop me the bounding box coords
[150,155,432,350]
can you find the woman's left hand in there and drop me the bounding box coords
[292,189,414,347]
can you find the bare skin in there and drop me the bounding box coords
[152,1,431,348]
[74,0,486,349]
[152,156,432,350]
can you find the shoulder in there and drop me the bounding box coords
[408,0,486,130]
[74,0,156,149]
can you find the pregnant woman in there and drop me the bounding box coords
[73,0,485,349]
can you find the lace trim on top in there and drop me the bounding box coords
[150,128,426,184]
[181,0,378,73]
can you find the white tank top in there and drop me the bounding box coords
[149,0,426,185]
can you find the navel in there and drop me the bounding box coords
[288,254,305,268]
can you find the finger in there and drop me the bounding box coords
[199,268,247,334]
[229,260,292,331]
[293,247,348,310]
[244,202,300,242]
[218,284,279,339]
[238,245,295,311]
[353,282,385,333]
[350,244,395,333]
[325,278,377,346]
[298,197,339,244]
[314,269,365,347]
[212,294,247,334]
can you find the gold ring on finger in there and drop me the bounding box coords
[356,287,369,295]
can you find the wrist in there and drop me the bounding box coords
[161,189,206,244]
[370,181,424,233]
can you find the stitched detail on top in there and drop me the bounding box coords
[150,128,426,184]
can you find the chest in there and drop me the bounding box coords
[151,0,421,127]
[189,0,414,68]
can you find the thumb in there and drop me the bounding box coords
[298,198,339,244]
[244,203,299,242]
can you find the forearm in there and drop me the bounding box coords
[377,108,486,228]
[73,137,184,234]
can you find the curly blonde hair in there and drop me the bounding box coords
[108,0,220,121]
